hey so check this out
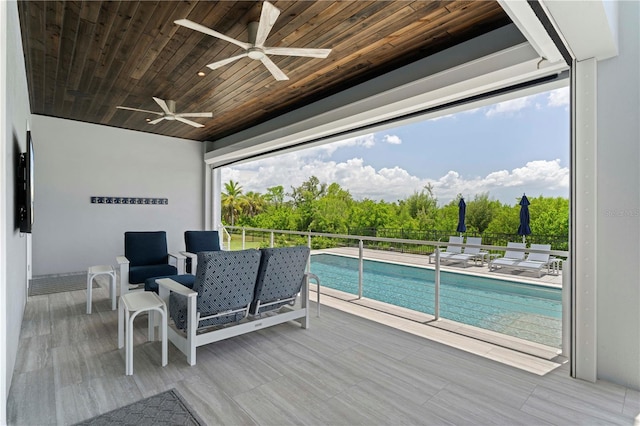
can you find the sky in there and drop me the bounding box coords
[222,86,570,206]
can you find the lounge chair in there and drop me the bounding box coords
[429,236,463,264]
[490,243,552,277]
[447,237,486,267]
[489,242,526,271]
[510,244,552,277]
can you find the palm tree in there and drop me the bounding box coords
[222,180,244,226]
[243,191,266,217]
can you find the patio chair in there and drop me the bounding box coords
[182,230,221,273]
[511,244,552,277]
[429,236,463,264]
[116,231,185,296]
[447,237,486,267]
[489,242,526,272]
[157,246,312,366]
[250,246,311,315]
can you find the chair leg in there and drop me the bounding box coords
[118,301,124,348]
[110,272,117,311]
[148,310,156,341]
[86,273,92,314]
[126,310,134,376]
[160,307,167,367]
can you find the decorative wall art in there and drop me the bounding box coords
[91,197,168,205]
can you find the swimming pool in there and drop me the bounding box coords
[310,253,561,348]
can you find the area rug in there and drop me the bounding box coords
[28,273,95,296]
[74,389,204,426]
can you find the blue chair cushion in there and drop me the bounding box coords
[144,274,195,293]
[185,230,220,253]
[184,231,221,273]
[129,264,177,284]
[125,231,169,267]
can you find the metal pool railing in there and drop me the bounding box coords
[221,225,568,349]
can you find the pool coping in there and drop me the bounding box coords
[310,247,564,362]
[309,284,565,376]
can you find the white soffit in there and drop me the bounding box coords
[498,0,565,63]
[541,0,618,61]
[205,25,568,168]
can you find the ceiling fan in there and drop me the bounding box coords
[116,97,212,128]
[175,1,331,81]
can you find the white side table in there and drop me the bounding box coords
[118,291,168,376]
[87,265,117,314]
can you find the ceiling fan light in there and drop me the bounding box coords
[247,48,265,60]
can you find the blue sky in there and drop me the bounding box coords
[222,86,569,206]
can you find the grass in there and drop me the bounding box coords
[226,239,263,251]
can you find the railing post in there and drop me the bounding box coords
[358,240,364,299]
[434,247,440,320]
[270,231,274,248]
[242,228,246,250]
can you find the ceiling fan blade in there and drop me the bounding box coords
[260,55,288,81]
[152,97,172,115]
[116,106,163,116]
[176,112,213,118]
[264,47,332,58]
[175,117,205,128]
[148,117,165,125]
[175,19,251,50]
[254,1,281,47]
[207,53,248,70]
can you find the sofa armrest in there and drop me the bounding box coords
[168,252,186,274]
[157,277,197,298]
[180,251,198,275]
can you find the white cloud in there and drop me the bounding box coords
[547,87,569,108]
[485,97,531,117]
[222,153,568,205]
[383,134,402,145]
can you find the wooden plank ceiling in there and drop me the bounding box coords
[17,1,510,143]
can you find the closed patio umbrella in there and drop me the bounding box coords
[456,197,467,235]
[518,194,531,242]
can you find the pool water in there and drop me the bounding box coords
[310,253,562,348]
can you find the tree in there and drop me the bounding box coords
[289,176,327,230]
[222,180,244,226]
[435,199,460,233]
[399,184,438,230]
[310,183,353,233]
[466,192,500,233]
[264,185,285,207]
[243,191,266,217]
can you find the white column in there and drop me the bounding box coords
[571,57,597,383]
[204,164,212,230]
[211,168,222,232]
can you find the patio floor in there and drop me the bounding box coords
[7,272,638,425]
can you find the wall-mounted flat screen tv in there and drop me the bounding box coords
[17,130,34,233]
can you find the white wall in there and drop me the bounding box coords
[30,116,204,276]
[2,0,31,420]
[595,0,640,389]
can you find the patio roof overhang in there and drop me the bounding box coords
[204,0,618,169]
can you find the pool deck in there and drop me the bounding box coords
[314,247,563,287]
[310,247,564,364]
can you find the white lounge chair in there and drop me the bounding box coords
[511,244,552,277]
[489,242,526,271]
[447,237,486,268]
[429,236,463,264]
